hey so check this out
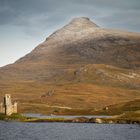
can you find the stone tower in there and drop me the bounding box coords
[0,94,17,116]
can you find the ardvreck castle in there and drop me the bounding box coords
[0,94,17,116]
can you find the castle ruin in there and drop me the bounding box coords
[0,94,17,116]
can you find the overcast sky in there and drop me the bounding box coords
[0,0,140,67]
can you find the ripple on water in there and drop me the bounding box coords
[0,121,140,140]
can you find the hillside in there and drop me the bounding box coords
[0,17,140,115]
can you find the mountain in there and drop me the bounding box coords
[0,17,140,115]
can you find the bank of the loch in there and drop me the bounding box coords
[0,112,140,124]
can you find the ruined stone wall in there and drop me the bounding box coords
[5,104,13,116]
[0,95,17,116]
[12,102,17,114]
[5,102,17,116]
[0,103,4,113]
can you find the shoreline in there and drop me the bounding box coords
[0,113,140,124]
[23,116,140,124]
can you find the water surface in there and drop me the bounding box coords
[0,121,139,140]
[23,113,112,119]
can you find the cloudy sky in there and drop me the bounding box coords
[0,0,140,67]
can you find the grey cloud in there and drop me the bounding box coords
[0,0,140,37]
[74,0,140,9]
[97,9,140,32]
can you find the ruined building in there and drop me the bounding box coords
[0,94,17,116]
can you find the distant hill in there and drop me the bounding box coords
[0,17,140,115]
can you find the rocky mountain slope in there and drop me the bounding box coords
[0,17,140,114]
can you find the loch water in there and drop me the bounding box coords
[0,121,140,140]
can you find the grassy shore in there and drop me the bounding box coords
[0,113,32,121]
[0,111,140,124]
[25,114,140,124]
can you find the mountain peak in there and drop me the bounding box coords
[46,17,99,41]
[71,17,90,22]
[68,17,99,28]
[51,17,99,35]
